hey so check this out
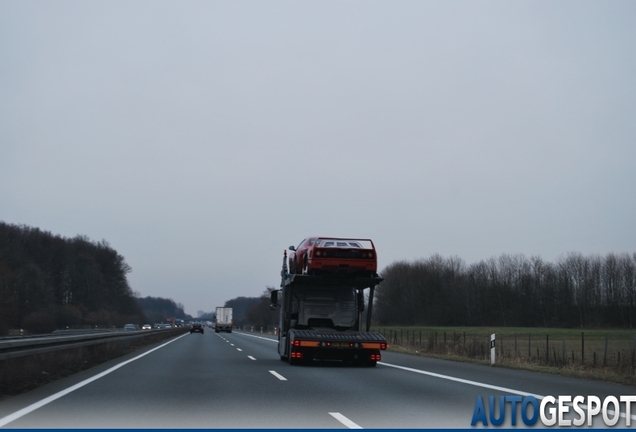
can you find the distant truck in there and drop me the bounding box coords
[270,249,387,366]
[215,307,233,333]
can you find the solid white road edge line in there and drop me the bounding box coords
[329,412,362,429]
[378,361,544,399]
[248,356,256,361]
[269,370,287,381]
[0,333,189,428]
[378,361,636,421]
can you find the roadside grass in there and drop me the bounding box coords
[373,326,636,387]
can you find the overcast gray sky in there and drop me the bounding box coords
[1,1,635,316]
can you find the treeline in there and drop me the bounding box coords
[375,252,636,328]
[0,222,145,334]
[224,288,276,328]
[135,296,188,325]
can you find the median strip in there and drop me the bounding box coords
[0,333,188,428]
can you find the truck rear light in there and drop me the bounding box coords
[293,340,301,347]
[370,354,381,361]
[291,352,303,359]
[380,343,387,350]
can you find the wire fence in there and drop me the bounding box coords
[372,327,636,375]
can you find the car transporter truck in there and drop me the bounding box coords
[270,250,387,366]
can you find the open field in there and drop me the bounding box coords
[371,326,636,386]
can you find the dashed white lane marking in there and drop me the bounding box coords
[329,412,362,429]
[0,333,189,428]
[248,356,256,361]
[269,370,287,381]
[236,348,242,352]
[230,343,235,346]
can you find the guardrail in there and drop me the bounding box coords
[0,328,186,361]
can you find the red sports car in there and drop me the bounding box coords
[288,237,377,276]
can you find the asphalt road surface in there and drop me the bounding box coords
[0,330,634,428]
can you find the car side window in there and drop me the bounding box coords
[297,239,306,249]
[309,238,316,246]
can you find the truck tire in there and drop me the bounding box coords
[288,355,299,366]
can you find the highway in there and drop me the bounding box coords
[0,330,634,428]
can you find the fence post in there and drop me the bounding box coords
[562,336,566,365]
[490,334,496,365]
[528,333,531,359]
[603,334,608,367]
[582,332,585,365]
[546,334,549,365]
[632,335,636,371]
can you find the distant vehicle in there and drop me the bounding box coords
[123,324,137,331]
[215,307,233,333]
[190,322,204,334]
[142,324,152,330]
[288,237,377,276]
[153,323,163,329]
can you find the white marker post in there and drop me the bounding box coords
[490,333,496,365]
